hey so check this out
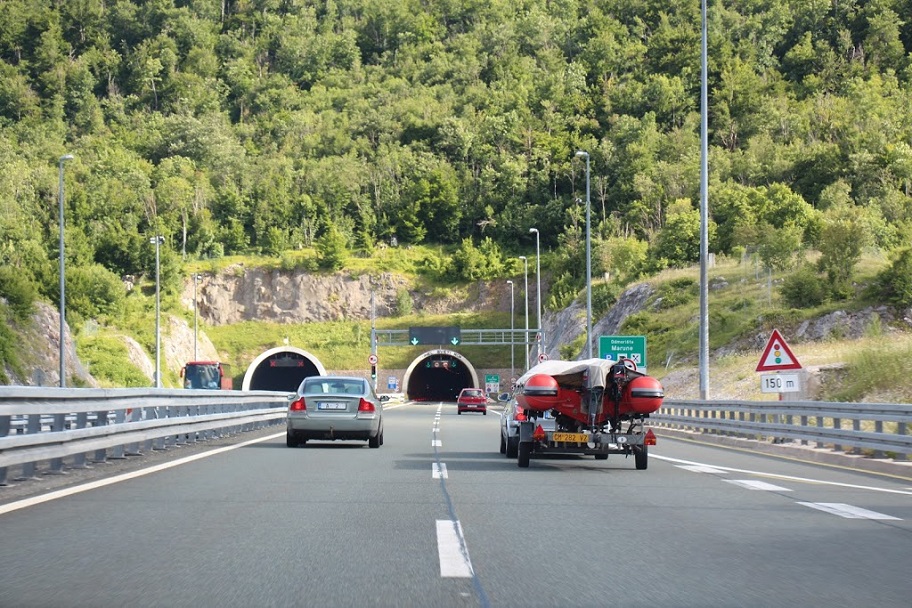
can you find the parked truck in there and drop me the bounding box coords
[181,361,233,390]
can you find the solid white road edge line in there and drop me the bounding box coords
[436,519,474,577]
[0,432,286,517]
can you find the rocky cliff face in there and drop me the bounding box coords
[9,267,521,387]
[7,301,97,387]
[8,301,222,388]
[189,266,516,325]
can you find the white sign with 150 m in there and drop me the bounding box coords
[760,373,801,393]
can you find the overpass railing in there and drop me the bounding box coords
[653,399,912,461]
[0,387,289,485]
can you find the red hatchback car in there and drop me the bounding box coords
[457,388,487,415]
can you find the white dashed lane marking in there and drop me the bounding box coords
[436,520,474,577]
[798,503,901,520]
[677,464,728,475]
[432,463,448,479]
[724,479,793,492]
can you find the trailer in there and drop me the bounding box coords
[513,357,663,469]
[516,417,656,468]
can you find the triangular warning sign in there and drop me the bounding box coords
[756,329,802,371]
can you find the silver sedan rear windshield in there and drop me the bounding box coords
[303,379,365,395]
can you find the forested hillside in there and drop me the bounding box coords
[2,1,912,373]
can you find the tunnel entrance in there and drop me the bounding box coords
[241,347,327,392]
[403,350,480,402]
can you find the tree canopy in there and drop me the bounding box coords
[1,0,911,315]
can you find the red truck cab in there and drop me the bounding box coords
[181,361,233,390]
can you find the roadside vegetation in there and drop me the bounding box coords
[1,2,912,400]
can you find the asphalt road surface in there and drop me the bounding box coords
[1,401,910,608]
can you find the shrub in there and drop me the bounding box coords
[876,247,912,307]
[77,334,149,387]
[66,264,126,321]
[780,263,827,308]
[0,266,38,321]
[395,288,413,316]
[316,225,348,271]
[592,282,619,318]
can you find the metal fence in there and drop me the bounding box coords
[654,399,912,460]
[0,386,289,485]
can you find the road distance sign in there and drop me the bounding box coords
[760,373,800,393]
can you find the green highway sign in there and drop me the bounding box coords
[598,335,647,370]
[409,326,461,346]
[484,374,500,393]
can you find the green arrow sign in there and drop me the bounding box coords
[450,337,459,345]
[411,337,419,345]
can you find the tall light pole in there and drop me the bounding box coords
[193,273,202,361]
[519,255,529,370]
[699,0,710,399]
[507,280,514,381]
[575,150,593,359]
[57,154,73,387]
[529,227,542,361]
[150,235,164,388]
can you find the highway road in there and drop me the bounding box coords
[1,401,910,608]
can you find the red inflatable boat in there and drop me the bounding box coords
[515,358,664,428]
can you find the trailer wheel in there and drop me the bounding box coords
[506,437,518,458]
[635,445,648,470]
[517,442,531,468]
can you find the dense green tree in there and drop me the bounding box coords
[316,223,348,271]
[817,203,871,299]
[0,0,910,330]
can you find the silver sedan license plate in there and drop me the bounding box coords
[317,402,347,410]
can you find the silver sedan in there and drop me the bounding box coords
[286,376,384,448]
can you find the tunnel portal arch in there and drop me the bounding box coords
[242,347,327,392]
[403,350,480,402]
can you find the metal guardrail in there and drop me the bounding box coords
[654,399,912,460]
[0,387,290,485]
[5,390,910,486]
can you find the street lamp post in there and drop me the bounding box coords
[519,255,529,370]
[57,154,73,387]
[575,150,592,359]
[529,227,542,361]
[507,280,514,380]
[150,236,164,388]
[193,273,202,361]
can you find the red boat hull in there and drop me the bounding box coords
[516,366,664,425]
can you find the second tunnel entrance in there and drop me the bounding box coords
[403,350,480,401]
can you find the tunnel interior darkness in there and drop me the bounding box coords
[247,352,321,392]
[407,353,474,401]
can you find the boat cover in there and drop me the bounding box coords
[515,358,617,391]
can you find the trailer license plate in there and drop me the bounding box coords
[552,432,589,443]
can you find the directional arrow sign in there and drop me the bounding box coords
[409,326,461,346]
